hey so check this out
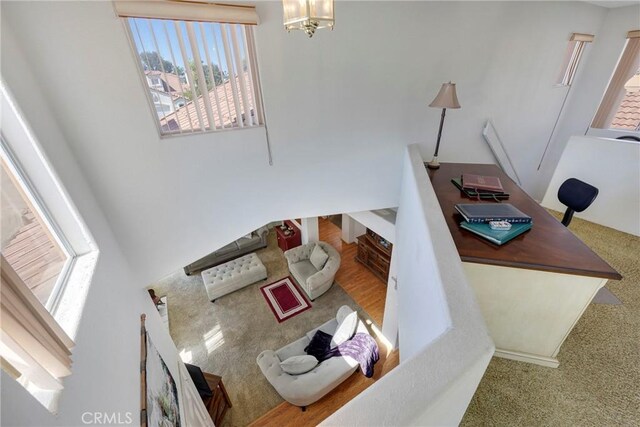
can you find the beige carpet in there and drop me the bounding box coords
[462,211,640,426]
[151,232,374,427]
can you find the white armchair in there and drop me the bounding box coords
[284,242,341,300]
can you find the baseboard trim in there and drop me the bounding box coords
[494,348,560,368]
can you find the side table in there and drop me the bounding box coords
[202,372,232,426]
[275,220,302,251]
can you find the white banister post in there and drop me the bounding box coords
[301,217,319,244]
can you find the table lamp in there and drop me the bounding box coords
[426,82,461,169]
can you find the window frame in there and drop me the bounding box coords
[588,32,640,137]
[121,18,265,139]
[1,81,99,413]
[555,38,589,87]
[0,136,77,313]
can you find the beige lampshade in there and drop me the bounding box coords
[429,82,461,109]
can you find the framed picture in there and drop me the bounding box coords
[141,314,182,427]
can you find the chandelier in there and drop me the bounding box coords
[283,0,334,38]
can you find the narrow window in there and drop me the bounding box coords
[556,33,594,86]
[591,31,640,131]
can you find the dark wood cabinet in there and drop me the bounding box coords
[202,372,232,426]
[276,220,302,252]
[355,228,393,283]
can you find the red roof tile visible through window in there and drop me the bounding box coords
[611,90,640,131]
[158,72,257,133]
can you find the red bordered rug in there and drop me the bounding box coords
[260,276,311,323]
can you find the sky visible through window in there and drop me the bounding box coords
[128,18,245,82]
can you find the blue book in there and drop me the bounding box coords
[455,203,532,224]
[460,221,533,245]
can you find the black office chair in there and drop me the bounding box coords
[557,178,599,227]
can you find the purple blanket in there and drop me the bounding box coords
[321,333,380,378]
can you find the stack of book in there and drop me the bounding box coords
[455,203,533,245]
[451,173,509,200]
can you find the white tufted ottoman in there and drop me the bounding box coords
[201,252,267,301]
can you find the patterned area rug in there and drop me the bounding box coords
[260,276,311,322]
[150,231,374,427]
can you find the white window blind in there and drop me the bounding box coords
[556,33,594,86]
[1,255,74,394]
[122,10,263,136]
[114,1,259,25]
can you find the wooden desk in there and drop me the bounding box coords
[428,163,621,367]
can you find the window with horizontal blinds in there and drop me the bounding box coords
[591,31,640,130]
[123,13,263,136]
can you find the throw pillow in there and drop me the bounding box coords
[305,330,333,360]
[331,311,358,348]
[309,244,329,271]
[280,355,318,375]
[336,305,354,324]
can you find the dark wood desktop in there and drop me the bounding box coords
[427,163,621,280]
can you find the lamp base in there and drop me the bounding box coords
[427,157,440,169]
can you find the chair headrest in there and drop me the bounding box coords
[558,178,599,213]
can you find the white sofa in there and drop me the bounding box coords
[284,242,341,300]
[256,306,369,409]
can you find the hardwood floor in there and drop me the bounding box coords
[319,217,388,326]
[249,218,399,427]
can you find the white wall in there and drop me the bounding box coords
[0,1,611,288]
[300,217,320,244]
[535,4,640,198]
[347,210,396,244]
[1,16,194,427]
[340,213,366,243]
[541,136,640,236]
[324,145,494,426]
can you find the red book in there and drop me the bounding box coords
[461,174,504,193]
